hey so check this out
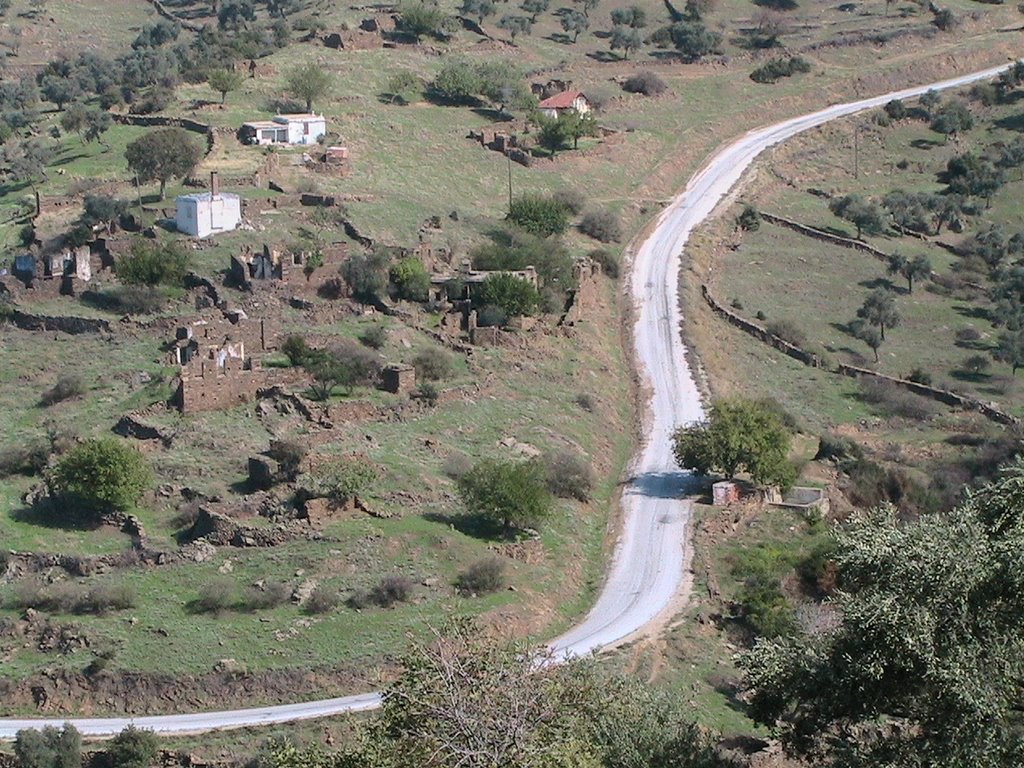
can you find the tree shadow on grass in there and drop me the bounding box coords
[858,276,900,292]
[10,501,103,532]
[994,113,1024,133]
[911,137,942,149]
[470,106,514,122]
[587,50,620,63]
[423,511,512,540]
[546,32,572,44]
[952,303,991,321]
[950,369,992,384]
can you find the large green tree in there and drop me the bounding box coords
[856,287,900,340]
[14,725,81,768]
[48,438,152,517]
[285,62,332,112]
[743,461,1024,767]
[475,273,541,317]
[672,398,795,488]
[124,127,202,200]
[828,193,885,239]
[457,458,552,532]
[207,67,245,104]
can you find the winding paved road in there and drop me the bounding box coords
[1,59,1017,739]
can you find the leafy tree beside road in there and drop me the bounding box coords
[673,398,796,488]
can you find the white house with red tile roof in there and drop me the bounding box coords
[537,91,591,119]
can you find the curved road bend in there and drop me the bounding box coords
[1,59,1017,738]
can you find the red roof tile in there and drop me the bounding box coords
[537,90,585,109]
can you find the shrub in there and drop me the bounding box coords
[310,456,378,504]
[477,304,509,328]
[457,458,553,532]
[412,347,454,381]
[48,438,152,518]
[884,99,907,120]
[281,335,310,366]
[587,248,619,278]
[859,379,936,421]
[350,574,413,609]
[543,449,594,501]
[933,7,956,29]
[574,393,597,412]
[750,56,811,84]
[622,71,667,96]
[552,189,586,215]
[955,326,981,344]
[39,375,86,407]
[389,257,431,302]
[15,724,82,768]
[737,205,760,231]
[10,580,136,615]
[304,585,340,614]
[456,557,506,595]
[843,457,934,516]
[267,440,307,481]
[107,726,158,768]
[579,209,623,243]
[238,582,290,611]
[906,367,933,386]
[417,381,439,406]
[193,578,236,615]
[0,440,50,478]
[507,194,569,237]
[358,324,388,350]
[443,451,474,480]
[731,544,797,639]
[765,319,807,348]
[116,240,189,287]
[814,434,863,464]
[475,273,541,318]
[961,354,991,375]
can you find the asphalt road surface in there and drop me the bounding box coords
[0,59,1015,738]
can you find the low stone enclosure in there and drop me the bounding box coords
[700,284,1020,427]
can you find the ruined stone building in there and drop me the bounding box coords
[228,243,348,294]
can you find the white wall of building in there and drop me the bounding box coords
[176,194,242,238]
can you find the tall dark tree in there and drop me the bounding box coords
[829,194,884,239]
[124,128,202,200]
[284,62,332,112]
[561,8,589,40]
[856,288,900,340]
[886,252,932,293]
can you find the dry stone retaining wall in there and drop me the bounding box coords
[700,284,1019,426]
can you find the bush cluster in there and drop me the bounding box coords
[765,319,807,348]
[579,209,623,243]
[587,248,620,278]
[304,585,341,614]
[0,440,50,478]
[543,449,594,502]
[456,557,506,596]
[348,574,414,609]
[750,56,811,84]
[858,379,936,421]
[412,347,455,381]
[39,375,86,407]
[622,71,667,96]
[191,578,291,615]
[11,580,136,615]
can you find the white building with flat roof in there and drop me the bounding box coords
[175,173,241,238]
[241,113,327,146]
